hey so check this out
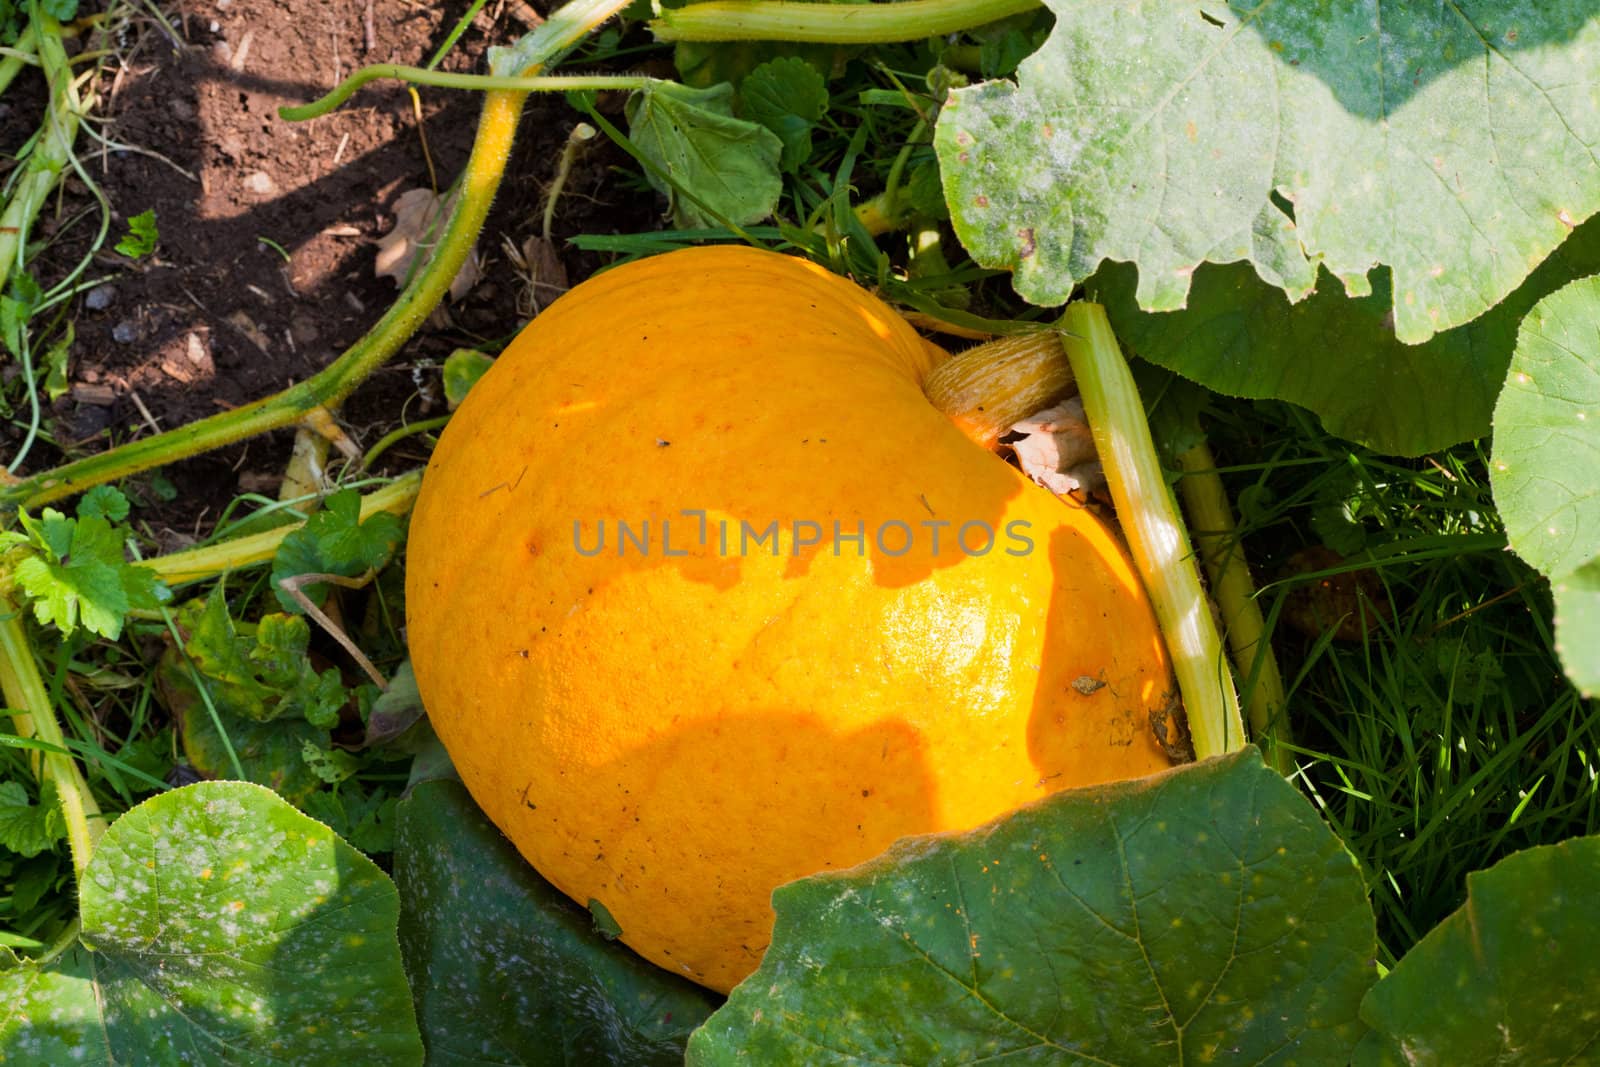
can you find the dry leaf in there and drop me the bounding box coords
[503,233,569,317]
[376,187,482,302]
[1008,398,1105,496]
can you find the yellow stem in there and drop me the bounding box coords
[0,595,104,876]
[1176,442,1293,773]
[1059,304,1245,760]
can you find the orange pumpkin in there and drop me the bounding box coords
[405,246,1174,992]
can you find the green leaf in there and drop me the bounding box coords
[4,853,62,920]
[0,279,33,359]
[10,510,167,640]
[1551,562,1600,697]
[0,781,423,1063]
[113,208,158,259]
[41,323,71,402]
[175,691,327,804]
[301,786,398,856]
[300,739,361,785]
[76,485,130,523]
[394,778,719,1065]
[15,554,127,639]
[39,0,78,21]
[271,488,404,613]
[159,593,344,802]
[741,57,829,174]
[441,348,494,410]
[1492,273,1600,578]
[674,39,840,94]
[20,507,73,561]
[0,779,62,858]
[1490,273,1600,693]
[936,2,1600,344]
[688,749,1375,1064]
[624,80,783,230]
[587,897,623,941]
[1099,215,1600,456]
[1355,835,1600,1065]
[173,587,344,726]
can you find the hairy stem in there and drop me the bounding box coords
[1059,304,1245,760]
[0,594,104,878]
[923,331,1074,450]
[280,67,649,122]
[1176,442,1293,773]
[651,0,1039,43]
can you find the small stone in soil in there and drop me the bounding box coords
[85,283,117,311]
[111,320,140,344]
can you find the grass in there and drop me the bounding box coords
[1200,397,1600,966]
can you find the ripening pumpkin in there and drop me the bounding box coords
[405,245,1176,993]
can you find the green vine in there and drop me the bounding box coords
[649,0,1040,43]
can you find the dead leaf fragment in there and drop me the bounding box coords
[1008,398,1105,496]
[376,187,482,302]
[503,233,569,317]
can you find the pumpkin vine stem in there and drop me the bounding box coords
[649,0,1041,43]
[1059,303,1247,761]
[1175,441,1294,774]
[0,595,104,880]
[280,68,652,123]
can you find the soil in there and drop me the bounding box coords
[10,0,657,532]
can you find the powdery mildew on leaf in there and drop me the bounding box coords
[687,748,1375,1064]
[937,1,1600,344]
[1355,835,1600,1065]
[0,781,422,1064]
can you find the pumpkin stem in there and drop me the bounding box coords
[923,331,1076,450]
[1058,302,1247,762]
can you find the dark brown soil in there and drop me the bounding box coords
[12,0,656,524]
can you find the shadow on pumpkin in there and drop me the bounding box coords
[455,707,940,994]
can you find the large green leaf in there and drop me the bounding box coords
[625,81,782,230]
[394,778,719,1065]
[937,1,1600,344]
[687,748,1375,1064]
[1490,273,1600,693]
[1355,835,1600,1065]
[0,781,422,1064]
[1552,562,1600,696]
[1492,273,1600,577]
[1098,216,1600,456]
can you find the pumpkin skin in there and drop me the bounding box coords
[405,246,1175,992]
